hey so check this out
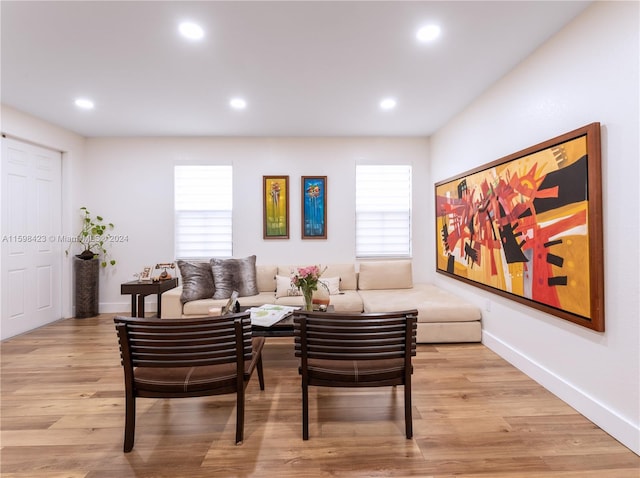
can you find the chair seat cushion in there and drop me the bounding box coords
[302,358,406,383]
[135,363,237,393]
[135,337,265,393]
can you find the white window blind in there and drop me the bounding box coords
[174,165,232,259]
[355,164,412,258]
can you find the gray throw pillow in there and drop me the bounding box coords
[177,260,215,304]
[210,255,259,299]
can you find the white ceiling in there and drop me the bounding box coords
[1,1,592,138]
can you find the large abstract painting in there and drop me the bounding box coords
[435,123,604,331]
[263,176,289,239]
[302,176,327,239]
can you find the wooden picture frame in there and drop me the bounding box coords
[435,123,604,331]
[301,176,327,239]
[139,266,153,282]
[263,176,289,239]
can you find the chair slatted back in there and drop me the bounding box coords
[294,310,418,361]
[114,312,253,369]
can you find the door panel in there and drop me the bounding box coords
[7,269,25,318]
[1,137,62,339]
[37,265,53,310]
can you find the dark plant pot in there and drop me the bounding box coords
[78,249,96,260]
[74,256,99,318]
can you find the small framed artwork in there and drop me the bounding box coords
[302,176,327,239]
[263,176,290,239]
[435,122,604,331]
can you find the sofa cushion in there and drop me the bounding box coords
[277,264,357,291]
[182,292,276,316]
[177,260,215,304]
[358,260,413,290]
[359,284,481,323]
[324,264,357,290]
[276,276,340,299]
[276,266,340,298]
[321,290,363,312]
[274,274,340,298]
[275,290,363,313]
[256,264,277,293]
[210,255,259,299]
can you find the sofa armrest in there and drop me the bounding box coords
[161,287,184,318]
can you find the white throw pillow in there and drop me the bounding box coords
[275,275,302,298]
[318,277,340,295]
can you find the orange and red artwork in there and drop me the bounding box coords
[435,123,604,331]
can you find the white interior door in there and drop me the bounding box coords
[1,137,62,340]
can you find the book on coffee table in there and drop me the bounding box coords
[248,304,299,327]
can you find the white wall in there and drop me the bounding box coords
[81,136,429,311]
[2,0,636,455]
[1,105,86,319]
[429,1,639,454]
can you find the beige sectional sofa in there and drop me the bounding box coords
[161,260,482,343]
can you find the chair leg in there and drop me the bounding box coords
[302,382,309,440]
[257,355,265,391]
[236,387,245,445]
[404,383,413,439]
[124,392,136,452]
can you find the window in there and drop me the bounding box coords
[174,165,232,259]
[355,164,412,258]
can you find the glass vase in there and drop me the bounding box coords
[303,288,314,311]
[312,285,330,309]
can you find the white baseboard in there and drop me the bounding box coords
[482,330,640,456]
[99,301,156,315]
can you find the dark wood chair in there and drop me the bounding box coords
[293,309,418,440]
[113,312,265,452]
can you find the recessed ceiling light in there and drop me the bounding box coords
[230,98,247,110]
[379,98,397,110]
[416,24,441,43]
[74,98,94,110]
[179,22,204,40]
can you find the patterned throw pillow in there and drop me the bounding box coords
[275,275,302,298]
[177,260,215,304]
[210,255,259,299]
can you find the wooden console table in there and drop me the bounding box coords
[121,278,179,318]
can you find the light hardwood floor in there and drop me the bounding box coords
[1,314,638,477]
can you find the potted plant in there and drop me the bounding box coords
[70,206,116,266]
[67,207,116,318]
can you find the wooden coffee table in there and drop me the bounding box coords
[250,305,334,337]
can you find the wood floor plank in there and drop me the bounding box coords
[1,314,638,477]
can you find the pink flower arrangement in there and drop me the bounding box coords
[291,265,326,294]
[292,265,329,310]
